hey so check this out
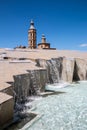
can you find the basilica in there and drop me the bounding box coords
[28,20,51,49]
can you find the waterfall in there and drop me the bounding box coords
[14,57,87,103]
[29,70,40,95]
[36,57,76,83]
[13,69,47,102]
[14,74,30,103]
[46,60,60,83]
[37,57,63,84]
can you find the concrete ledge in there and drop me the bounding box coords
[0,92,14,126]
[20,111,42,130]
[1,85,13,96]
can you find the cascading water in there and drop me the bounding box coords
[13,69,47,103]
[29,70,40,95]
[46,60,59,83]
[36,57,77,83]
[45,57,63,83]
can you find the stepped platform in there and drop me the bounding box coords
[0,48,87,93]
[0,48,87,60]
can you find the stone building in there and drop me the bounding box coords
[28,20,56,49]
[28,20,37,49]
[38,34,50,49]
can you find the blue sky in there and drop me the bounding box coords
[0,0,87,51]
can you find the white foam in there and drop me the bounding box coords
[78,80,87,83]
[45,82,70,91]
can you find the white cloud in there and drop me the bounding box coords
[79,44,87,47]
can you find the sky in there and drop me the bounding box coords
[0,0,87,51]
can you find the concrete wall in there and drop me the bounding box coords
[0,97,14,127]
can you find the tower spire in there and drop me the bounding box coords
[30,20,35,29]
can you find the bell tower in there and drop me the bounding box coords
[28,20,37,49]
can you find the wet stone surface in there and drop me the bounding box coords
[3,113,36,130]
[26,81,87,130]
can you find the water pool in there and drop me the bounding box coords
[25,81,87,130]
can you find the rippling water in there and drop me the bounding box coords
[26,81,87,130]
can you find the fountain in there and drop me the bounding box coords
[6,57,87,130]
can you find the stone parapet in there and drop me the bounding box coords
[0,92,14,128]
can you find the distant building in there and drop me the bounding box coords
[28,20,37,49]
[14,45,26,49]
[38,34,50,49]
[28,20,56,50]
